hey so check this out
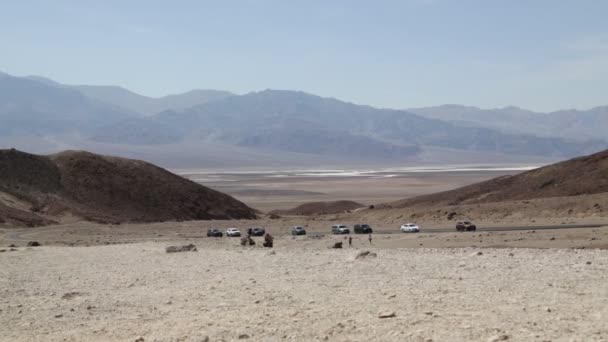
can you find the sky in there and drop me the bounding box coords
[1,0,607,112]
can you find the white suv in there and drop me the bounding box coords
[225,228,241,237]
[331,224,350,234]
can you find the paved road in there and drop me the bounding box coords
[371,223,606,235]
[1,223,606,243]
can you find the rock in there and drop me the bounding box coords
[165,244,197,253]
[8,244,16,247]
[267,250,276,255]
[355,251,377,259]
[447,212,457,220]
[61,292,82,300]
[488,335,509,341]
[9,248,18,252]
[135,337,145,342]
[378,311,396,318]
[27,241,41,247]
[238,333,250,339]
[550,237,555,241]
[332,242,343,249]
[470,251,483,257]
[586,261,592,265]
[0,249,6,253]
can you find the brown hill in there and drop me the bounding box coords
[384,149,608,209]
[272,200,365,216]
[0,149,256,227]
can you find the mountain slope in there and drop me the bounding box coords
[384,149,608,208]
[0,73,136,136]
[73,85,234,115]
[94,90,606,160]
[0,149,257,227]
[409,104,608,142]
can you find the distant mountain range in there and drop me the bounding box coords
[0,71,606,167]
[408,104,608,142]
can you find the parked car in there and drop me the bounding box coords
[331,224,350,234]
[251,227,265,236]
[225,228,241,237]
[207,229,223,237]
[354,224,373,234]
[456,221,476,231]
[291,226,306,235]
[400,223,420,233]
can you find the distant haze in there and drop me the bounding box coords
[0,71,606,168]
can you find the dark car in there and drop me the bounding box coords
[456,221,477,232]
[251,227,266,236]
[354,224,373,234]
[207,229,223,237]
[291,226,306,235]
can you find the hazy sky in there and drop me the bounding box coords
[2,0,607,111]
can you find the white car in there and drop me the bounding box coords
[400,223,420,233]
[225,228,241,237]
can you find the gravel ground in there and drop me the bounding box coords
[1,241,607,342]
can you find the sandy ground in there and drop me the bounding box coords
[1,238,608,342]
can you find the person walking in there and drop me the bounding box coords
[348,236,352,247]
[368,233,372,245]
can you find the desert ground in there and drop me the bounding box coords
[1,233,608,342]
[2,166,608,341]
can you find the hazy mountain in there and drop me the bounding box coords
[73,85,234,115]
[409,104,608,142]
[0,72,136,136]
[94,90,606,160]
[2,71,606,165]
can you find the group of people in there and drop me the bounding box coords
[243,228,273,248]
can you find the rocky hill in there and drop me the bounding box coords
[0,149,256,227]
[384,149,608,209]
[272,200,365,216]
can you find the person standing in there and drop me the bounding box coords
[348,236,352,247]
[368,233,372,245]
